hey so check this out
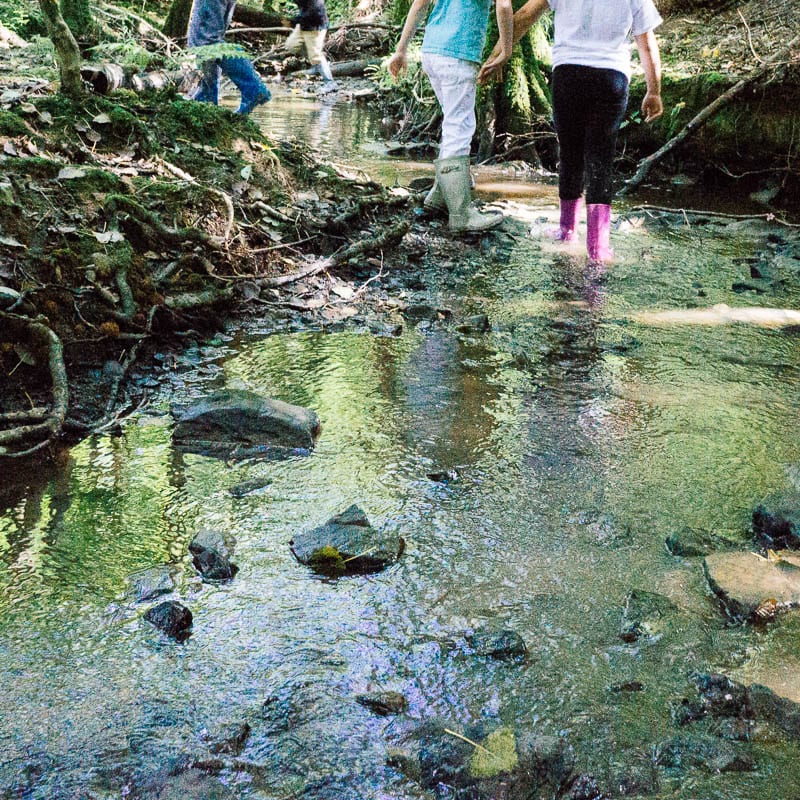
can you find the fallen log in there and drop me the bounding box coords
[622,31,800,194]
[0,23,28,48]
[81,64,195,94]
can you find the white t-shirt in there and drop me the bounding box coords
[547,0,663,77]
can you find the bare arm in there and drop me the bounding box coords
[635,29,663,122]
[478,0,549,84]
[387,0,434,79]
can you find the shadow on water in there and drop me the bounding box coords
[3,93,800,799]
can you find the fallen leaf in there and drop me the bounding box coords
[240,164,252,181]
[57,166,87,180]
[0,235,24,248]
[37,111,52,125]
[73,120,89,133]
[93,230,125,244]
[92,112,111,125]
[18,102,36,114]
[3,141,18,156]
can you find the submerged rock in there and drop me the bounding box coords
[189,528,238,582]
[355,690,408,716]
[126,566,176,603]
[752,493,800,550]
[703,550,800,620]
[208,721,251,756]
[665,527,735,557]
[144,601,193,641]
[465,628,527,661]
[619,589,677,643]
[290,505,404,575]
[655,734,755,773]
[228,477,272,498]
[391,720,571,799]
[172,389,320,457]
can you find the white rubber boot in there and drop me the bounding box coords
[423,180,446,215]
[435,155,502,234]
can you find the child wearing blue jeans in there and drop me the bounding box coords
[388,0,513,233]
[480,0,664,262]
[188,0,272,115]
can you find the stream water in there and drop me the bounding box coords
[2,89,800,799]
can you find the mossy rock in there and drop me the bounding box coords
[0,110,29,138]
[308,545,346,576]
[469,728,519,779]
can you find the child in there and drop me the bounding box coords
[479,0,664,261]
[388,0,513,233]
[188,0,272,114]
[283,0,338,92]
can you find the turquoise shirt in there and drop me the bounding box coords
[421,0,492,64]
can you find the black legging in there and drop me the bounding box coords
[551,64,629,205]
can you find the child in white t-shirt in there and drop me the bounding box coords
[480,0,664,262]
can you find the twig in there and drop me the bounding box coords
[738,9,763,64]
[442,728,492,755]
[625,204,800,227]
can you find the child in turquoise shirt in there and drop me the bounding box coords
[388,0,513,233]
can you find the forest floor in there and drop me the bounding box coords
[0,0,798,461]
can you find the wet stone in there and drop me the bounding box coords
[208,721,251,756]
[457,314,491,334]
[516,733,575,790]
[465,628,527,661]
[189,528,238,582]
[126,566,176,603]
[703,550,800,620]
[144,601,193,641]
[566,774,607,800]
[172,389,320,456]
[355,690,408,716]
[290,504,404,575]
[228,477,272,498]
[752,493,800,550]
[154,767,234,799]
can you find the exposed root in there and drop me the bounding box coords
[0,313,69,459]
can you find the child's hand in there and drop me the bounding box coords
[642,92,663,123]
[387,51,407,80]
[477,46,509,85]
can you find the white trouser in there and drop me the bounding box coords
[421,52,478,159]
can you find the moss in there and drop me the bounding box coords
[308,545,346,575]
[4,157,62,179]
[62,168,124,194]
[0,110,30,138]
[468,728,518,779]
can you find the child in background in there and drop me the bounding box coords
[188,0,272,114]
[388,0,513,234]
[283,0,338,93]
[479,0,664,261]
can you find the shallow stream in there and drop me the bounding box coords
[2,89,800,799]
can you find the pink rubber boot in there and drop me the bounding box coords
[586,203,614,263]
[548,197,582,242]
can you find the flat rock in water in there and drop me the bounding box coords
[466,628,527,661]
[126,566,176,602]
[290,505,404,575]
[144,601,193,641]
[752,493,800,549]
[656,735,755,773]
[703,550,800,619]
[172,389,320,454]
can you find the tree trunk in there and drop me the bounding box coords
[163,0,193,38]
[60,0,93,39]
[38,0,84,96]
[477,13,552,162]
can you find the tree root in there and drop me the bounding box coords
[0,313,69,459]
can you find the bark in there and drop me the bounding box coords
[81,63,194,94]
[623,31,800,194]
[162,0,193,38]
[37,0,84,96]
